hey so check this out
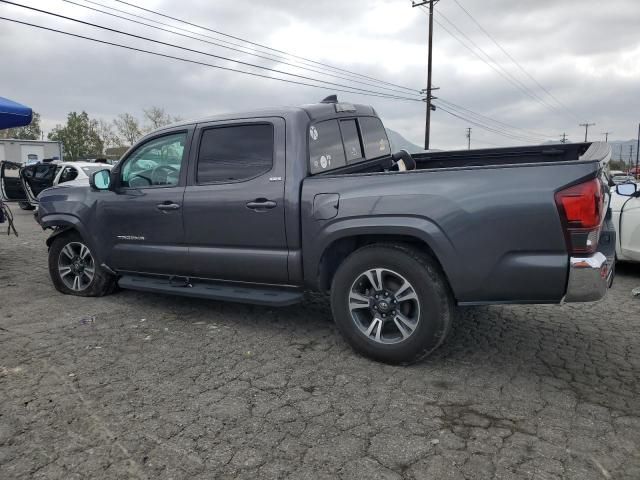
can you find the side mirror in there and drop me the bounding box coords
[616,183,638,197]
[90,169,111,190]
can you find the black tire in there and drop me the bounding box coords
[330,243,454,365]
[48,231,116,297]
[18,201,35,211]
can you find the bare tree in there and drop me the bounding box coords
[113,113,142,146]
[96,119,120,153]
[143,106,179,131]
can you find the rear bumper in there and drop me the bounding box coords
[563,253,612,302]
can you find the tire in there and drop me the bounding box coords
[48,231,116,297]
[18,201,35,211]
[330,243,454,365]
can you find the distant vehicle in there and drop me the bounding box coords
[610,182,640,263]
[611,174,636,185]
[23,98,617,364]
[0,161,112,210]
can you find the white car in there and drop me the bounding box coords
[610,182,640,263]
[1,160,112,209]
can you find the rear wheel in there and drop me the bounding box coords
[330,244,453,365]
[48,232,116,297]
[18,201,35,211]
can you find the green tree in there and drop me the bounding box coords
[48,111,103,161]
[0,111,42,140]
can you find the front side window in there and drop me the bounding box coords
[197,124,273,183]
[121,132,186,188]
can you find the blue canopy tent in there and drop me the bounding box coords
[0,96,32,129]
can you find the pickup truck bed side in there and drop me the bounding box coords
[301,156,604,304]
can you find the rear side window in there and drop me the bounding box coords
[359,117,391,159]
[309,120,347,174]
[197,124,273,183]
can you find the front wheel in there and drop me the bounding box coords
[330,244,453,365]
[48,232,116,297]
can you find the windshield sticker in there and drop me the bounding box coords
[379,139,386,151]
[310,126,319,141]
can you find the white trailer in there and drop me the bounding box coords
[0,139,63,165]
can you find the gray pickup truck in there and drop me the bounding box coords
[28,97,615,364]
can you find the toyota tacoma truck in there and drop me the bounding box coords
[30,97,616,364]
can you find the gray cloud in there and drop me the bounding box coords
[0,0,639,150]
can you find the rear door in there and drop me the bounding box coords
[182,117,289,284]
[20,163,59,203]
[0,161,27,202]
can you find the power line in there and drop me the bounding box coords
[109,0,420,94]
[437,97,555,140]
[0,1,422,102]
[429,8,570,121]
[433,102,547,143]
[0,15,424,102]
[451,0,578,120]
[433,100,550,143]
[61,0,421,97]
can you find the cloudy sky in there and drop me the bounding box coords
[1,0,639,150]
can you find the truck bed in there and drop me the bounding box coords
[300,142,611,304]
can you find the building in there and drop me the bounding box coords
[0,139,63,165]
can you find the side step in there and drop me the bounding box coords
[118,275,303,307]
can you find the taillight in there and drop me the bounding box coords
[555,178,604,255]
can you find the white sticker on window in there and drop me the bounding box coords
[379,139,386,151]
[320,155,328,169]
[310,126,319,141]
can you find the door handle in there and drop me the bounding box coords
[156,202,181,211]
[246,199,277,210]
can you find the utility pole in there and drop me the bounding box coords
[579,122,595,142]
[636,123,640,179]
[465,128,472,150]
[619,144,623,161]
[629,145,633,168]
[560,133,567,144]
[601,131,612,142]
[413,0,439,150]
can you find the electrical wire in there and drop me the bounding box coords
[435,10,566,120]
[0,15,425,102]
[109,0,420,94]
[0,1,422,102]
[433,102,547,143]
[61,0,422,97]
[451,0,578,120]
[437,97,556,140]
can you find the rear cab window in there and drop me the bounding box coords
[309,116,390,174]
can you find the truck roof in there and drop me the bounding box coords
[151,100,378,135]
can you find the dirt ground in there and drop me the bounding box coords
[1,208,639,479]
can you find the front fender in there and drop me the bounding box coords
[41,213,103,264]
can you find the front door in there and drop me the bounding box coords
[96,130,192,275]
[0,161,27,202]
[182,118,289,284]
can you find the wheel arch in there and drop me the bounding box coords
[314,229,458,300]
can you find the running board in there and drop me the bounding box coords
[118,275,303,307]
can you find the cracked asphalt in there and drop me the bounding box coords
[1,208,639,479]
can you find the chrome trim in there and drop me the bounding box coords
[563,252,609,303]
